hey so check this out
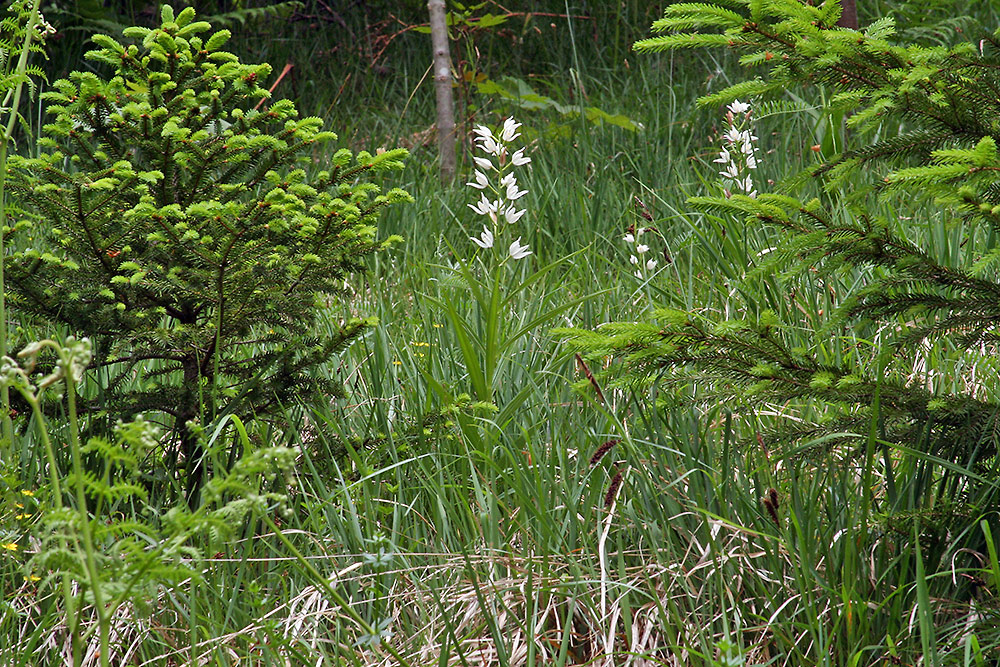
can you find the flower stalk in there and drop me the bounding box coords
[714,99,760,198]
[623,227,658,279]
[466,117,532,263]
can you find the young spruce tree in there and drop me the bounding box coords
[4,5,411,501]
[560,0,1000,602]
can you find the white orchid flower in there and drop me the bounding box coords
[469,194,500,223]
[471,225,494,249]
[474,156,495,171]
[466,170,489,189]
[728,99,751,115]
[477,135,503,157]
[505,181,527,201]
[500,117,522,142]
[714,148,731,164]
[503,205,526,224]
[509,238,532,260]
[473,125,495,141]
[721,163,741,180]
[511,148,531,166]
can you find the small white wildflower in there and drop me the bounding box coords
[469,193,493,216]
[630,255,639,265]
[509,238,532,260]
[511,148,531,166]
[503,205,526,224]
[477,135,503,156]
[636,244,649,254]
[728,99,751,115]
[500,173,516,188]
[469,194,500,223]
[505,181,528,201]
[724,127,742,143]
[500,117,522,142]
[646,258,657,271]
[745,154,758,169]
[466,170,489,189]
[714,148,731,164]
[623,233,635,243]
[473,156,495,171]
[473,125,494,141]
[471,225,494,249]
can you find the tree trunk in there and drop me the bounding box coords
[838,0,858,29]
[428,0,456,184]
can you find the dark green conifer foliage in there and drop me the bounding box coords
[562,1,1000,560]
[4,5,411,501]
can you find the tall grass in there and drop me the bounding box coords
[1,2,998,665]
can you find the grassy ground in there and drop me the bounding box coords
[2,2,1000,665]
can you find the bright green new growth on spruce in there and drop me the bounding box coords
[3,5,411,500]
[562,0,1000,591]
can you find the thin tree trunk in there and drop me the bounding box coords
[838,0,858,29]
[428,0,456,184]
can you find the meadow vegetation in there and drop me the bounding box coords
[1,1,999,665]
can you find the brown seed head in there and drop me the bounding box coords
[604,471,624,508]
[590,439,620,466]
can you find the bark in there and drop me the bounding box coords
[428,0,456,184]
[837,0,858,29]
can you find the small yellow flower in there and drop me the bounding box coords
[14,503,23,509]
[392,360,402,366]
[15,513,31,520]
[24,574,40,582]
[1,542,18,552]
[20,490,34,497]
[433,324,443,328]
[410,341,430,348]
